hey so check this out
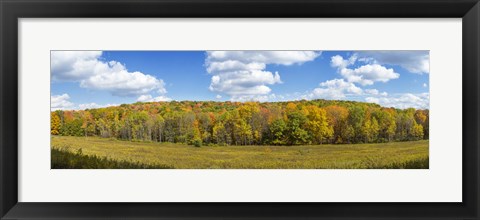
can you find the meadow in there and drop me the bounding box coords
[51,135,429,169]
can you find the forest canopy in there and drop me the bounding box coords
[51,99,429,146]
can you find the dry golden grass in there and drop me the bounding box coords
[51,135,429,169]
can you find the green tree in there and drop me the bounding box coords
[269,119,287,145]
[348,106,365,142]
[286,112,309,145]
[51,99,428,146]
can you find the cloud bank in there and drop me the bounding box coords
[51,93,117,110]
[331,55,400,86]
[365,93,429,109]
[357,51,429,74]
[51,94,74,111]
[205,51,320,101]
[51,51,168,98]
[301,52,429,109]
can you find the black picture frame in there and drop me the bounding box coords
[1,0,479,219]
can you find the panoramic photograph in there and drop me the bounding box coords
[50,50,429,169]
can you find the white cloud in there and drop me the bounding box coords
[230,93,278,102]
[365,89,379,95]
[207,51,320,66]
[331,54,357,69]
[51,51,103,81]
[136,94,172,102]
[331,55,400,86]
[230,95,270,102]
[209,70,281,96]
[78,103,117,110]
[357,51,429,74]
[215,95,222,99]
[423,83,428,87]
[206,51,320,101]
[78,61,166,97]
[307,79,363,100]
[151,96,172,102]
[51,94,74,111]
[364,89,387,96]
[365,93,429,109]
[207,60,265,73]
[340,64,399,86]
[137,95,152,102]
[51,93,120,110]
[298,78,395,105]
[365,97,380,104]
[51,51,167,97]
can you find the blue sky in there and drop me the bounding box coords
[51,51,429,110]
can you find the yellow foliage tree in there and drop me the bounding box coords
[51,112,61,135]
[305,106,333,144]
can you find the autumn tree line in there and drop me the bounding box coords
[51,99,429,146]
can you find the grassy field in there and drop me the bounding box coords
[51,136,429,169]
